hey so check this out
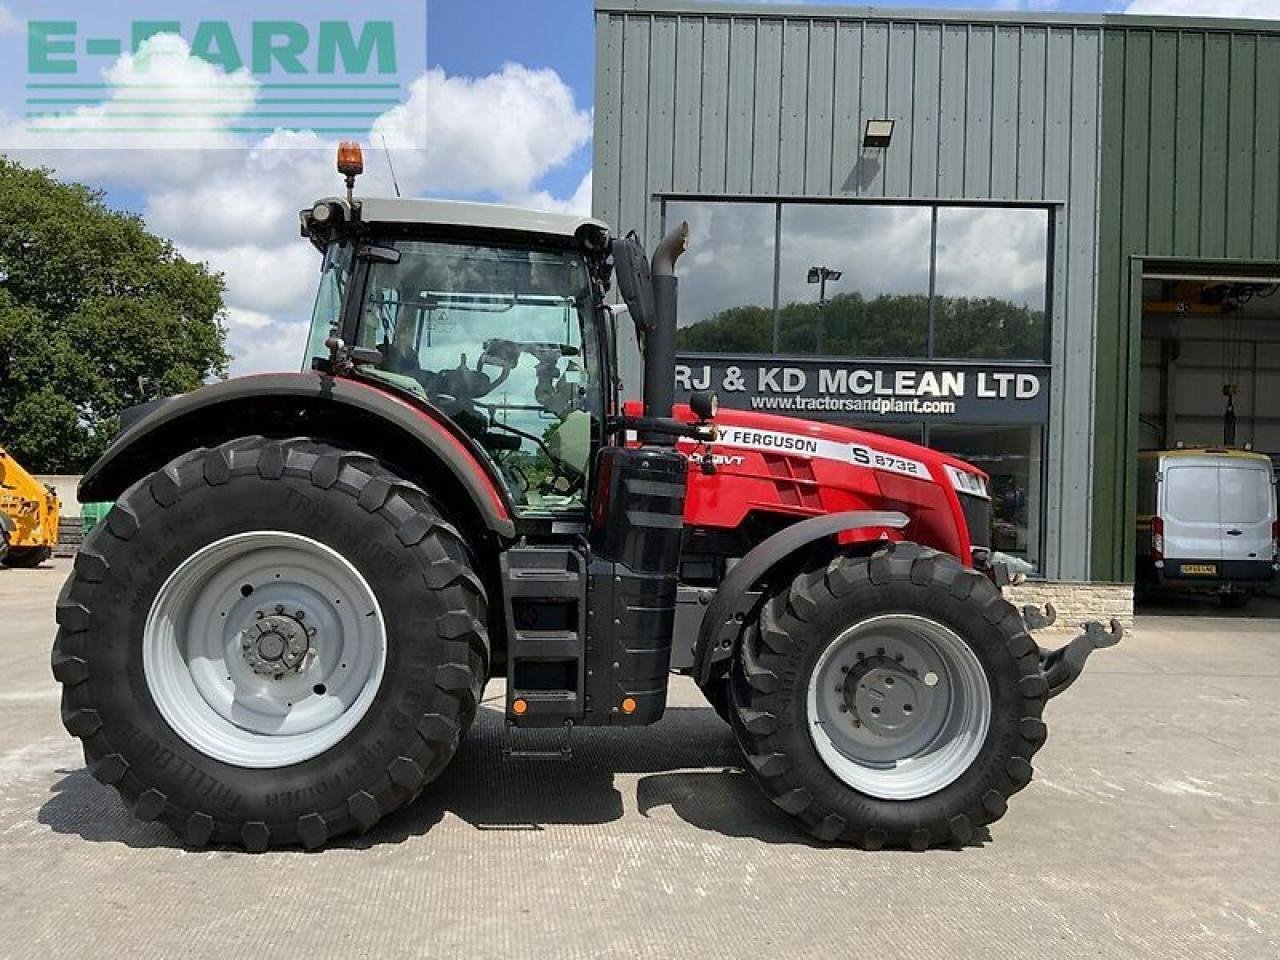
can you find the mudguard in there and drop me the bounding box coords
[692,510,909,685]
[79,372,516,538]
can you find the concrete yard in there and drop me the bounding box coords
[2,559,1277,959]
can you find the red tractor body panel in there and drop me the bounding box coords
[656,403,987,565]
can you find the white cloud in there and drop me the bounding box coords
[992,0,1062,10]
[516,170,594,216]
[0,4,21,35]
[3,34,255,162]
[372,66,591,195]
[1126,0,1280,15]
[178,240,321,320]
[4,39,593,376]
[225,320,312,376]
[225,308,275,331]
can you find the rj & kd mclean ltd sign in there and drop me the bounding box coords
[675,355,1050,425]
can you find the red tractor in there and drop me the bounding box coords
[53,145,1117,851]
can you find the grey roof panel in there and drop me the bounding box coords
[352,197,609,240]
[593,0,1280,33]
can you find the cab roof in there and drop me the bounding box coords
[354,197,608,242]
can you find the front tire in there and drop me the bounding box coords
[52,437,489,850]
[730,542,1047,849]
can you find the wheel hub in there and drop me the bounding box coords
[807,613,991,801]
[241,611,311,679]
[843,656,933,739]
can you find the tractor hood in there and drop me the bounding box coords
[661,402,994,565]
[673,403,990,494]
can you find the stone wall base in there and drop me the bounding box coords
[1004,580,1134,634]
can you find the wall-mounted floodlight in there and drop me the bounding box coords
[863,118,895,149]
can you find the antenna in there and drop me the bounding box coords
[382,136,402,198]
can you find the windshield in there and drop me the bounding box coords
[356,239,600,514]
[303,243,353,369]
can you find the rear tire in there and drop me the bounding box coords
[52,437,489,850]
[4,545,51,568]
[729,542,1047,849]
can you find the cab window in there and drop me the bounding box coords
[356,240,600,515]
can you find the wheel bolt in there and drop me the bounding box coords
[275,605,285,615]
[295,610,305,620]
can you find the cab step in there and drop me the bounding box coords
[500,544,588,728]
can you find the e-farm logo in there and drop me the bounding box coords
[11,4,425,147]
[29,20,398,76]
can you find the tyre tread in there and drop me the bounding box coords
[730,542,1049,850]
[52,436,490,850]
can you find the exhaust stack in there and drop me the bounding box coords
[644,222,689,423]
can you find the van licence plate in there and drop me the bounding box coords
[1181,564,1218,576]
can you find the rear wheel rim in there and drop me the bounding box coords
[806,613,990,800]
[144,531,386,768]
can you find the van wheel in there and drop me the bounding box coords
[729,542,1047,849]
[53,437,489,850]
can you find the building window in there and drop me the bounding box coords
[927,423,1044,573]
[664,201,776,351]
[776,204,932,357]
[666,199,1051,362]
[933,207,1049,361]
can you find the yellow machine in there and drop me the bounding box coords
[0,447,60,568]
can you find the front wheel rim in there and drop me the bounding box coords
[143,531,387,769]
[806,613,991,800]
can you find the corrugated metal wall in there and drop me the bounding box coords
[594,1,1104,580]
[1093,26,1280,582]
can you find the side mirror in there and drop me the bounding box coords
[612,233,656,334]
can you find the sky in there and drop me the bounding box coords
[0,0,1275,374]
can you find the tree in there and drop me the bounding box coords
[677,290,1044,361]
[0,159,229,473]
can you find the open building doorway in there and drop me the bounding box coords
[1136,265,1280,614]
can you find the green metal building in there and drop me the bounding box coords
[1094,24,1280,581]
[594,1,1280,585]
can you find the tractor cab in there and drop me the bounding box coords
[301,194,616,518]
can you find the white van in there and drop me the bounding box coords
[1136,449,1278,606]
